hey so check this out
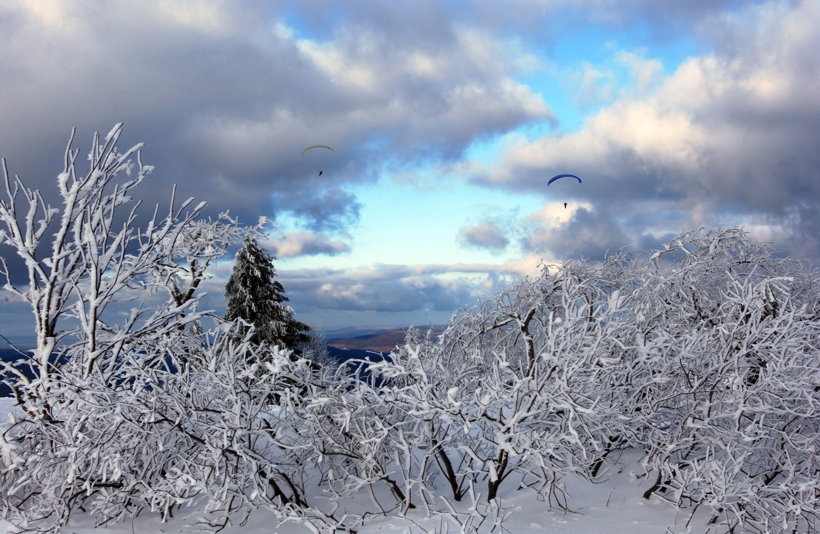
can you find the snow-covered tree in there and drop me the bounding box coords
[619,229,819,532]
[362,265,628,507]
[0,124,212,407]
[0,125,345,533]
[224,235,310,355]
[321,228,818,531]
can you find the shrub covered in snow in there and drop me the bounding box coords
[0,126,339,533]
[619,229,819,532]
[321,228,817,532]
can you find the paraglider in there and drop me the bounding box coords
[548,174,582,208]
[547,173,582,186]
[301,145,334,155]
[302,145,334,177]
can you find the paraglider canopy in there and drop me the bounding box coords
[301,145,334,155]
[302,145,334,176]
[547,173,582,186]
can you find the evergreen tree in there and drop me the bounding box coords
[224,236,310,353]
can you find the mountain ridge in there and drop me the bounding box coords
[326,325,445,353]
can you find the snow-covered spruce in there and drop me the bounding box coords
[224,235,311,358]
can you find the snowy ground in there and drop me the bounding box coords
[0,398,720,534]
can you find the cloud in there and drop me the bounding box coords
[458,221,510,251]
[497,254,547,279]
[280,263,519,314]
[159,259,534,330]
[0,0,550,229]
[0,0,558,291]
[480,0,820,262]
[263,231,350,258]
[276,188,362,233]
[2,0,817,340]
[565,0,770,29]
[523,206,634,260]
[614,50,664,95]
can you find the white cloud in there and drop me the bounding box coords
[522,206,634,259]
[154,1,234,34]
[0,0,551,234]
[615,50,664,95]
[481,0,820,260]
[576,61,616,108]
[498,254,548,279]
[281,262,523,315]
[1,0,817,337]
[16,0,65,27]
[263,231,351,258]
[525,202,589,228]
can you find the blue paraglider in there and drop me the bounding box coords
[547,174,582,186]
[548,174,582,208]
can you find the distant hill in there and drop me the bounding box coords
[326,346,384,363]
[327,325,445,353]
[324,326,402,339]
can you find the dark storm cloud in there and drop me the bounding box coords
[0,297,33,345]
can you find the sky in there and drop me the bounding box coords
[1,0,818,340]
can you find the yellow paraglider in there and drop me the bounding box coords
[301,145,334,156]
